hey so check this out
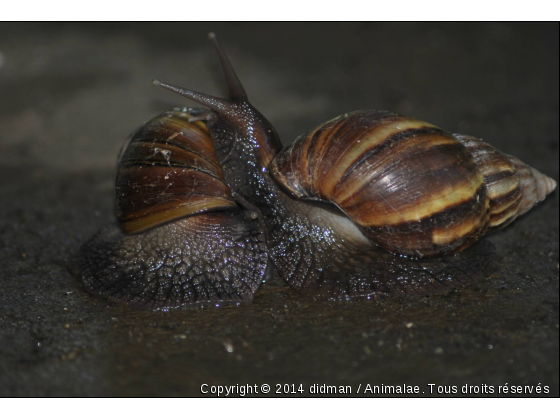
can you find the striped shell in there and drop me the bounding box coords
[454,134,556,230]
[116,109,237,233]
[270,110,556,257]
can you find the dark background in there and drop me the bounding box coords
[0,23,558,397]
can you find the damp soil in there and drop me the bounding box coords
[0,23,558,397]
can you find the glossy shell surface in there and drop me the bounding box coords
[270,110,490,257]
[116,109,237,233]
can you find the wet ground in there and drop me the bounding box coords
[0,23,558,397]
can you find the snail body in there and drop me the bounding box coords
[79,35,556,305]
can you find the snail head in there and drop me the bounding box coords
[152,32,282,172]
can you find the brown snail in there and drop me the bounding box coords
[78,34,556,307]
[79,108,269,308]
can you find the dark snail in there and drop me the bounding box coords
[78,34,556,307]
[79,108,269,308]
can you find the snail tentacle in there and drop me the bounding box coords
[152,79,233,113]
[208,31,248,101]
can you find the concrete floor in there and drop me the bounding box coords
[0,23,558,397]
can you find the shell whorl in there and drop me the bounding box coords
[270,111,491,257]
[270,110,557,257]
[455,134,557,230]
[116,109,237,233]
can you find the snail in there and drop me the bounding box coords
[78,108,270,308]
[78,34,556,306]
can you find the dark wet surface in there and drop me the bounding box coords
[0,23,558,397]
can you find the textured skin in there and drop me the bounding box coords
[207,103,282,206]
[78,211,268,309]
[264,192,500,300]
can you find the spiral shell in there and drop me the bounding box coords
[270,110,556,257]
[455,134,556,230]
[116,109,237,233]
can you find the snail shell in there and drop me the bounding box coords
[270,111,556,258]
[116,109,237,233]
[78,109,269,308]
[454,133,557,229]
